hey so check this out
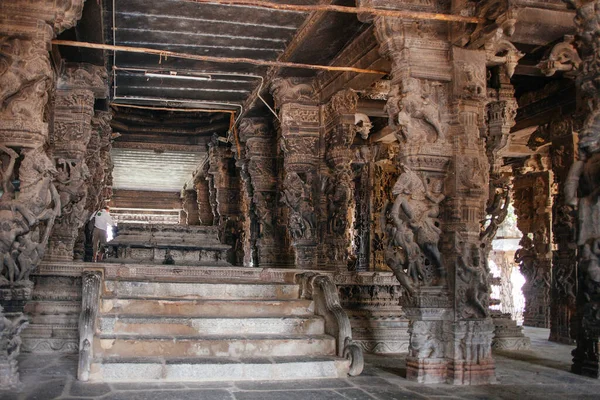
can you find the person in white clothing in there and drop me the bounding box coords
[90,206,116,262]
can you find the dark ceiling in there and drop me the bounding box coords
[55,0,576,193]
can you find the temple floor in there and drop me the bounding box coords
[2,328,599,400]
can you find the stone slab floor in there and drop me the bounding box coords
[2,328,599,400]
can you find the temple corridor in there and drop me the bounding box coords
[2,0,600,395]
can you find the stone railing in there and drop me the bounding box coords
[296,272,364,376]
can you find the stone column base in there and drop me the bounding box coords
[0,310,29,389]
[293,242,319,270]
[448,359,497,385]
[406,357,448,384]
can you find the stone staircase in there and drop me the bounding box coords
[79,265,363,382]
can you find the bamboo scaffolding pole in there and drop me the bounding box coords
[51,40,389,75]
[185,0,483,24]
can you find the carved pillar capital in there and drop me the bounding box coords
[58,63,109,98]
[270,77,317,109]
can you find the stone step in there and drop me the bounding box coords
[100,298,314,317]
[103,280,300,300]
[89,356,351,382]
[98,316,325,336]
[94,334,336,358]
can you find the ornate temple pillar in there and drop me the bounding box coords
[231,128,254,267]
[559,0,600,378]
[513,158,552,328]
[321,90,367,271]
[536,28,583,344]
[484,66,530,349]
[238,118,279,267]
[193,172,214,226]
[549,118,578,344]
[206,139,243,265]
[270,78,321,269]
[46,64,108,261]
[0,0,85,387]
[363,0,524,384]
[180,188,200,225]
[81,111,113,261]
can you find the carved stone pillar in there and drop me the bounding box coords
[232,132,254,268]
[238,119,279,267]
[206,140,243,265]
[271,78,321,270]
[193,172,214,226]
[484,66,529,348]
[46,64,108,261]
[321,90,366,271]
[561,0,600,379]
[180,188,200,225]
[0,0,85,387]
[549,118,578,344]
[364,0,523,383]
[513,161,552,328]
[82,112,113,262]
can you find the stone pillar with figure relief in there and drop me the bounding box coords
[558,0,600,379]
[238,118,280,267]
[0,0,86,388]
[46,64,108,261]
[361,0,523,384]
[321,90,370,271]
[270,78,322,269]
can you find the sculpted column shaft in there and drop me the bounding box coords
[47,64,108,261]
[271,78,321,270]
[562,0,600,379]
[321,90,369,271]
[549,118,578,344]
[365,0,524,384]
[238,119,279,267]
[81,112,113,261]
[206,140,243,265]
[484,68,530,350]
[193,168,214,226]
[0,0,85,388]
[370,12,456,384]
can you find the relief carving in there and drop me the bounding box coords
[270,77,315,109]
[387,79,445,144]
[0,35,52,143]
[282,171,315,241]
[0,147,60,284]
[383,164,446,293]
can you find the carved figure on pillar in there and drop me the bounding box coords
[388,164,446,286]
[566,110,600,377]
[282,171,315,241]
[387,79,445,145]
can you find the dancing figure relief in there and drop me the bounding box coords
[282,171,315,240]
[0,147,60,284]
[384,164,446,294]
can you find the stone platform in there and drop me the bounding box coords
[108,224,231,265]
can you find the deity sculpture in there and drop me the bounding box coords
[386,164,446,287]
[387,79,445,144]
[282,171,315,240]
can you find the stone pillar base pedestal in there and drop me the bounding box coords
[448,359,497,385]
[293,242,319,270]
[406,357,448,384]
